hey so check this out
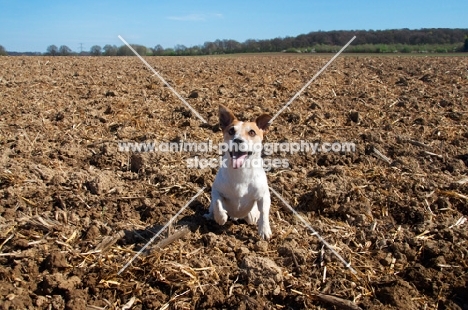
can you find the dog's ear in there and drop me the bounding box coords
[219,105,236,130]
[255,114,272,133]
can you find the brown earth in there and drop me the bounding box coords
[0,54,467,309]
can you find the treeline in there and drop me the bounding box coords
[0,45,7,56]
[2,28,468,56]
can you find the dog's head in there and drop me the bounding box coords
[218,104,272,169]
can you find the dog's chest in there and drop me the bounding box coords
[219,183,262,215]
[213,168,267,206]
[221,182,258,200]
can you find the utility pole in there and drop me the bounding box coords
[79,43,84,53]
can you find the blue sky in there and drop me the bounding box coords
[1,0,466,52]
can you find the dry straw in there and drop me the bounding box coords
[270,186,358,275]
[269,36,356,124]
[118,35,207,123]
[117,187,205,275]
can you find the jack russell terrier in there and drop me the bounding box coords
[205,104,272,240]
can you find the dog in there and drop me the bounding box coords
[204,104,272,240]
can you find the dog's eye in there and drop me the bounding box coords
[248,130,256,137]
[228,127,235,135]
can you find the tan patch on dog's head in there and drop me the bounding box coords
[219,105,272,142]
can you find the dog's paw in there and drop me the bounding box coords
[214,208,228,226]
[258,224,272,240]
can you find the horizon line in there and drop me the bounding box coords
[2,27,467,53]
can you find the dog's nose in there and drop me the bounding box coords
[233,138,243,144]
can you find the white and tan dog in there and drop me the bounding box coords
[205,104,272,240]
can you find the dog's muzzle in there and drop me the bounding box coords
[229,139,252,169]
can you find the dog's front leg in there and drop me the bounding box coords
[257,191,272,240]
[205,189,228,225]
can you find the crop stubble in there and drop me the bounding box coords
[0,55,467,309]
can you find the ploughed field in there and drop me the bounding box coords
[0,54,467,309]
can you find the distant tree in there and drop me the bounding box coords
[133,44,147,56]
[0,45,6,56]
[59,45,72,56]
[214,39,224,53]
[203,41,217,54]
[117,45,132,56]
[244,39,259,52]
[117,44,147,56]
[257,39,272,52]
[163,48,176,56]
[47,45,59,56]
[187,45,202,55]
[269,37,283,52]
[152,44,164,56]
[293,34,309,48]
[174,44,187,55]
[224,39,242,53]
[103,44,118,56]
[90,45,102,56]
[464,35,468,52]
